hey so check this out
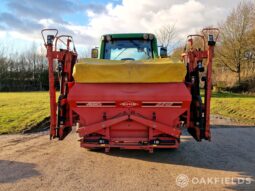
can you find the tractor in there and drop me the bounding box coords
[41,28,219,153]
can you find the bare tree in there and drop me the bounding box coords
[216,1,255,85]
[156,24,177,54]
[0,43,7,74]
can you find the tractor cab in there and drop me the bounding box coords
[91,33,167,60]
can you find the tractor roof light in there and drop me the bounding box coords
[143,34,149,40]
[149,34,154,40]
[106,35,112,41]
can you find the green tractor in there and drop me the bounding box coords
[91,33,167,60]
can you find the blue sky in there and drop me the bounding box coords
[62,0,121,25]
[0,0,242,55]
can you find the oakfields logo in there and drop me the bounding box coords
[176,174,189,188]
[176,174,253,188]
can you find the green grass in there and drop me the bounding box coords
[0,92,50,134]
[210,92,255,125]
[0,91,254,134]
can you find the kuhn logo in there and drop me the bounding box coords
[118,101,139,107]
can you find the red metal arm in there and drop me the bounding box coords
[203,28,219,140]
[41,29,58,139]
[41,29,78,140]
[47,44,57,139]
[183,28,219,141]
[204,45,213,140]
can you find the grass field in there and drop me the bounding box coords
[0,91,254,134]
[210,92,255,125]
[0,92,50,134]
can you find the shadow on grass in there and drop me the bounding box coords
[22,117,50,134]
[200,91,254,98]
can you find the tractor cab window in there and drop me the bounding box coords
[104,39,153,60]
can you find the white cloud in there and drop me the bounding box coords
[0,0,240,52]
[63,0,235,47]
[39,19,55,28]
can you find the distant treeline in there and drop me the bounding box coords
[0,44,51,91]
